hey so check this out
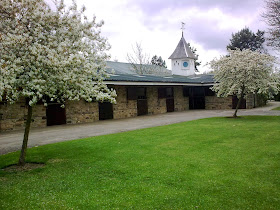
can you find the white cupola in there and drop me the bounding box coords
[168,33,197,76]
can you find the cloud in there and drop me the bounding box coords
[126,0,265,16]
[44,0,268,73]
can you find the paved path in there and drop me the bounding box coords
[1,101,280,155]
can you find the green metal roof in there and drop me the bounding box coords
[105,61,214,85]
[106,73,214,84]
[106,61,172,76]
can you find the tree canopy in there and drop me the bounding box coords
[262,0,280,51]
[210,49,279,117]
[127,42,171,76]
[151,55,167,68]
[227,27,265,52]
[187,43,201,72]
[0,0,116,165]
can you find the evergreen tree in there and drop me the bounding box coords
[227,27,265,51]
[187,43,201,72]
[151,55,167,68]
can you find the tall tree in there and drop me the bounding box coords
[151,55,167,68]
[210,49,279,118]
[127,42,171,76]
[187,43,201,72]
[0,0,117,165]
[127,42,150,75]
[262,0,280,51]
[227,27,265,52]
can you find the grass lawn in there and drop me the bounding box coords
[0,116,280,209]
[272,106,280,110]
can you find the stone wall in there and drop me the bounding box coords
[0,99,46,131]
[246,94,255,109]
[2,85,263,132]
[65,100,99,124]
[246,93,267,109]
[113,86,137,119]
[205,96,232,109]
[147,86,167,115]
[174,86,189,111]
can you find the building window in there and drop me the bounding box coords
[182,60,190,70]
[158,87,173,99]
[127,87,147,100]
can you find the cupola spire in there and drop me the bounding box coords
[181,22,185,37]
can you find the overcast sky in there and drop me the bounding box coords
[50,0,269,73]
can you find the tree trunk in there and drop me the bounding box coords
[233,91,244,118]
[18,104,33,166]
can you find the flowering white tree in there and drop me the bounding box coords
[209,49,279,118]
[0,0,117,165]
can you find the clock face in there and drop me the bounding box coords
[183,61,188,68]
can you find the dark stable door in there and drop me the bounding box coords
[189,96,205,109]
[232,95,246,109]
[99,102,113,120]
[46,104,66,126]
[166,98,174,112]
[137,99,148,116]
[189,87,205,109]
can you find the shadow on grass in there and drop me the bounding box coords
[2,162,45,172]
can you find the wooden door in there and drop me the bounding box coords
[99,102,113,120]
[137,99,148,116]
[189,87,205,109]
[166,98,174,112]
[46,104,66,126]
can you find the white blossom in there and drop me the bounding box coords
[0,0,116,106]
[210,49,279,99]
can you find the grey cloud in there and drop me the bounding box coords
[127,0,264,16]
[136,0,266,52]
[141,12,233,52]
[188,17,232,51]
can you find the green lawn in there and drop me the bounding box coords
[272,106,280,110]
[1,116,280,209]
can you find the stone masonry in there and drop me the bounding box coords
[0,98,46,131]
[205,96,232,110]
[174,86,189,111]
[113,86,138,119]
[147,86,166,115]
[65,100,99,124]
[0,86,262,132]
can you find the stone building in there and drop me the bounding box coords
[0,35,261,132]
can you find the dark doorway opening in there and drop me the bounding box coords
[166,87,174,112]
[137,87,148,116]
[99,102,113,120]
[46,103,66,126]
[166,98,175,112]
[127,87,148,116]
[158,87,175,112]
[188,87,205,109]
[232,95,246,109]
[137,99,148,116]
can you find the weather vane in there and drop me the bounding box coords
[181,22,185,37]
